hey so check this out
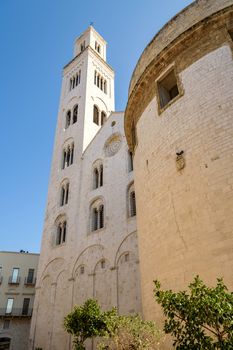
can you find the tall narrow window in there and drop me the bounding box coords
[93,168,99,189]
[22,298,30,316]
[26,269,34,284]
[101,111,106,126]
[94,70,97,85]
[6,298,14,315]
[128,151,133,172]
[130,191,136,217]
[128,183,136,217]
[91,200,105,232]
[65,111,71,129]
[104,80,107,94]
[56,220,67,245]
[78,70,81,84]
[73,105,78,124]
[93,105,99,125]
[62,143,74,169]
[11,268,19,284]
[65,183,69,204]
[93,208,98,231]
[99,165,103,187]
[60,182,69,206]
[99,205,104,228]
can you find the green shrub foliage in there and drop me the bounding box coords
[154,276,233,349]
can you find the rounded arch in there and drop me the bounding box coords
[67,95,81,106]
[39,257,65,286]
[62,137,74,149]
[114,231,137,266]
[72,244,105,277]
[95,97,108,112]
[93,257,110,274]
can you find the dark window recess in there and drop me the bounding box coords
[93,105,99,125]
[22,298,30,316]
[158,70,179,109]
[27,269,34,284]
[3,320,10,329]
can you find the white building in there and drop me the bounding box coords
[30,26,141,350]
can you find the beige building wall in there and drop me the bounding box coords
[124,0,233,339]
[30,27,141,350]
[0,251,39,350]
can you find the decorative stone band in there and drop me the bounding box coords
[124,0,233,151]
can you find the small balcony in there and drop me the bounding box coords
[24,276,36,286]
[8,276,20,285]
[0,308,33,318]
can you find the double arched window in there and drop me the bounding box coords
[128,183,136,217]
[65,105,78,129]
[60,181,69,206]
[62,143,74,169]
[90,199,104,232]
[93,105,107,126]
[93,163,103,189]
[56,219,67,245]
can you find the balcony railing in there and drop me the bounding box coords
[24,276,36,286]
[8,276,20,285]
[0,308,33,317]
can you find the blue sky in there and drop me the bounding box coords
[0,0,193,253]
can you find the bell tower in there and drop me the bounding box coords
[62,25,115,153]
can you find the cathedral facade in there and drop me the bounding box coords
[29,27,141,350]
[31,0,233,349]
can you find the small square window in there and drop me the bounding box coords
[157,69,179,109]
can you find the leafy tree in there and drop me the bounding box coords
[64,299,116,350]
[98,314,163,350]
[154,276,233,349]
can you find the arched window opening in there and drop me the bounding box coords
[101,260,105,269]
[60,182,69,206]
[92,208,98,231]
[93,105,99,125]
[91,200,105,232]
[75,74,79,86]
[73,105,78,124]
[100,78,103,91]
[104,80,107,94]
[56,220,67,245]
[66,110,71,129]
[94,70,97,85]
[62,149,67,169]
[99,165,103,187]
[93,168,99,189]
[101,111,106,126]
[65,183,69,204]
[62,143,74,169]
[99,205,104,229]
[128,151,133,172]
[97,75,100,87]
[130,191,136,217]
